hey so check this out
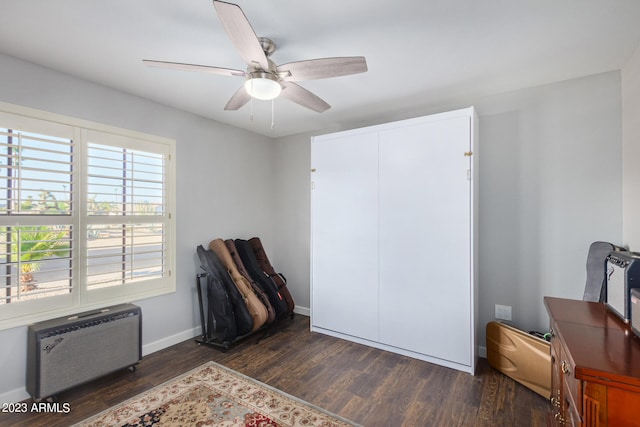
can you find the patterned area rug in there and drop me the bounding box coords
[72,361,360,427]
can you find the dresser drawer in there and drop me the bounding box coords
[560,359,580,405]
[562,342,581,425]
[563,376,581,426]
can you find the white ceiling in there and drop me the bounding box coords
[1,0,640,138]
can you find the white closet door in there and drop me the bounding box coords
[378,116,472,365]
[311,131,379,341]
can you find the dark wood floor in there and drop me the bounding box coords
[1,315,548,427]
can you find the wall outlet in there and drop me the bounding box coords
[495,304,512,321]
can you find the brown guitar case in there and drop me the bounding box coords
[248,237,295,314]
[486,321,551,399]
[209,238,268,331]
[224,239,276,324]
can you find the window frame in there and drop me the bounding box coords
[0,102,176,330]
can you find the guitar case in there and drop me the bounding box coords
[197,245,254,338]
[235,239,289,320]
[209,238,269,330]
[225,239,276,324]
[486,321,551,399]
[249,237,295,314]
[196,245,237,342]
[582,241,626,302]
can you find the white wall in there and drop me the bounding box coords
[271,134,313,315]
[0,54,275,403]
[622,42,640,249]
[273,71,623,351]
[476,72,622,342]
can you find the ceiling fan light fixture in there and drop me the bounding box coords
[244,72,281,100]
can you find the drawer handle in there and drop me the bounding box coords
[555,412,567,424]
[550,396,560,407]
[561,360,571,375]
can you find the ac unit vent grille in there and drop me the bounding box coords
[39,311,138,339]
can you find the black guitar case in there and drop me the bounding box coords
[249,237,295,315]
[235,239,289,319]
[197,245,254,339]
[196,245,236,342]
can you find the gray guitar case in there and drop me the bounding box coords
[582,241,625,302]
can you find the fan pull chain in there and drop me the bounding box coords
[249,97,254,123]
[271,100,275,129]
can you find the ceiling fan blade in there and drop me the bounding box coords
[277,56,368,81]
[213,1,269,70]
[280,81,330,113]
[143,60,245,77]
[224,86,251,110]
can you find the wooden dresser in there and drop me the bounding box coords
[545,297,640,426]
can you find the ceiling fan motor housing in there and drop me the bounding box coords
[258,37,276,57]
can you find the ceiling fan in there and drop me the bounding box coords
[143,0,368,113]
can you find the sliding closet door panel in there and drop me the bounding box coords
[378,117,471,365]
[311,132,379,341]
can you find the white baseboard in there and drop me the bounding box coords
[293,305,310,317]
[0,388,30,406]
[142,326,201,356]
[478,345,487,358]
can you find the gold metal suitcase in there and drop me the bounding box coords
[486,321,551,399]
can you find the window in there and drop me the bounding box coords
[0,103,175,329]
